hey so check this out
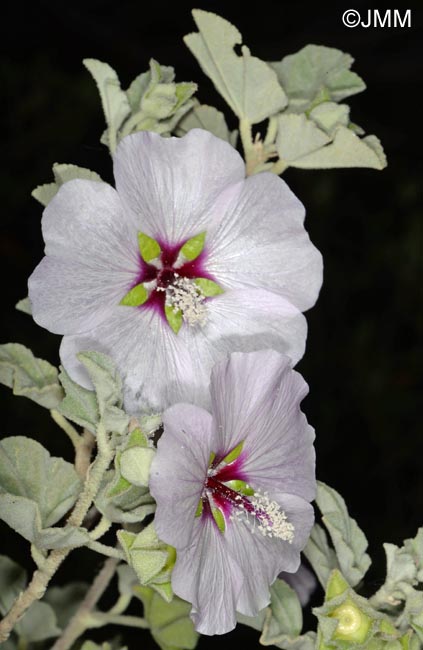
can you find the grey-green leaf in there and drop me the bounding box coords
[270,44,365,113]
[15,297,32,315]
[316,481,371,587]
[83,59,131,152]
[32,164,103,207]
[17,601,61,641]
[184,10,287,123]
[292,126,387,170]
[0,555,26,616]
[304,523,339,589]
[0,343,64,409]
[0,436,82,528]
[58,367,99,431]
[276,114,330,165]
[176,103,237,145]
[260,579,303,645]
[44,582,89,629]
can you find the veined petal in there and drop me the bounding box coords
[60,308,211,414]
[204,289,308,368]
[150,404,216,549]
[113,129,245,243]
[29,180,139,335]
[206,172,323,312]
[210,350,315,501]
[171,517,243,635]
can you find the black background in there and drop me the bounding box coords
[1,1,422,648]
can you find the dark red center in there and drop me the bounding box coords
[133,238,215,318]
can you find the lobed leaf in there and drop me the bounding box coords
[185,10,287,123]
[316,481,371,587]
[0,343,63,409]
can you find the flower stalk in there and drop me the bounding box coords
[0,423,113,643]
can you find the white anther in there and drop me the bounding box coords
[166,277,207,327]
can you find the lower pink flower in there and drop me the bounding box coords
[150,350,316,635]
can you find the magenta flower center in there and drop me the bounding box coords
[199,447,295,542]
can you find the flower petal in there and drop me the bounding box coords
[150,403,215,549]
[29,180,139,335]
[228,494,314,616]
[171,517,243,635]
[204,289,308,367]
[210,350,316,502]
[207,172,323,311]
[113,129,246,243]
[59,307,211,413]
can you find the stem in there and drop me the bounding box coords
[89,515,112,541]
[50,410,81,448]
[87,613,149,629]
[0,425,113,643]
[239,119,256,176]
[75,429,96,479]
[51,557,119,650]
[264,116,278,146]
[86,541,125,560]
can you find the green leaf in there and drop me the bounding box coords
[120,447,156,487]
[32,182,58,206]
[304,522,339,589]
[0,494,89,548]
[194,277,224,297]
[15,297,32,315]
[52,162,102,185]
[260,579,303,644]
[44,582,89,629]
[138,231,161,262]
[165,305,183,334]
[309,102,350,136]
[118,523,175,595]
[96,472,155,525]
[32,164,103,207]
[270,45,365,113]
[316,482,371,587]
[0,555,26,616]
[83,59,131,152]
[276,114,330,165]
[176,103,238,146]
[134,586,199,650]
[292,126,387,170]
[0,343,64,409]
[185,10,287,123]
[120,283,149,307]
[180,232,206,261]
[17,601,61,641]
[58,368,99,431]
[0,436,82,528]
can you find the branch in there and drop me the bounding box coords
[0,424,113,642]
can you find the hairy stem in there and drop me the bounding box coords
[75,429,96,478]
[51,557,119,650]
[50,410,81,448]
[0,425,113,643]
[87,613,149,629]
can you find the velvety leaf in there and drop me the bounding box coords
[270,44,365,113]
[32,164,102,207]
[32,182,58,206]
[0,436,81,528]
[316,482,371,587]
[304,522,339,589]
[15,297,32,315]
[293,126,387,170]
[309,102,350,136]
[0,343,63,409]
[17,601,61,641]
[44,582,89,628]
[260,579,303,645]
[0,555,26,616]
[120,447,156,487]
[134,586,198,650]
[276,114,330,164]
[185,10,287,123]
[58,368,99,431]
[176,103,237,145]
[83,59,131,152]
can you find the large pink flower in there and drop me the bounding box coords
[28,130,322,412]
[150,350,316,635]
